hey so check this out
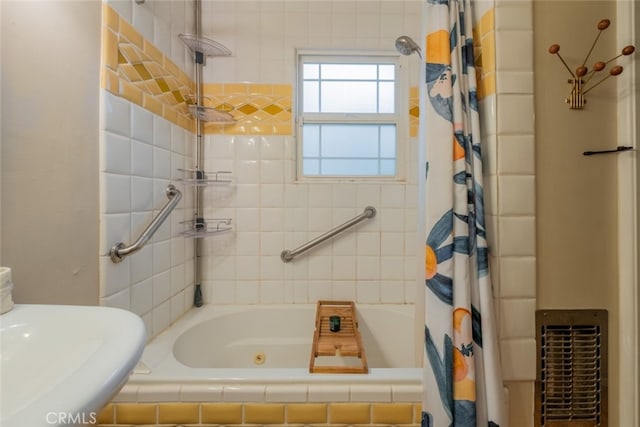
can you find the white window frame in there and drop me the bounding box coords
[295,50,409,182]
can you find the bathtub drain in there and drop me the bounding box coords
[253,352,266,365]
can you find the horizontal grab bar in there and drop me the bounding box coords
[281,206,376,263]
[110,184,182,263]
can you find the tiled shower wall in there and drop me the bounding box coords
[99,0,198,338]
[199,1,423,306]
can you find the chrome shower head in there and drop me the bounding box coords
[395,35,422,59]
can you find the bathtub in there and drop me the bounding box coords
[121,304,423,404]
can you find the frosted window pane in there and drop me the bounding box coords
[303,81,319,112]
[303,125,320,156]
[321,125,380,158]
[321,64,378,80]
[380,125,396,157]
[304,159,320,175]
[321,159,380,176]
[380,160,396,176]
[321,82,377,113]
[378,82,395,113]
[379,64,395,80]
[304,63,320,79]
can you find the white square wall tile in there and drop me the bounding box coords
[101,131,131,174]
[153,147,172,180]
[131,177,154,212]
[131,104,153,144]
[100,213,131,256]
[131,278,153,316]
[500,256,536,298]
[500,338,537,381]
[102,91,131,137]
[498,216,536,257]
[497,94,534,135]
[131,140,153,177]
[498,134,535,175]
[498,175,535,216]
[500,298,536,339]
[100,288,131,311]
[495,30,533,71]
[151,299,172,336]
[102,173,131,214]
[100,255,131,298]
[153,116,172,150]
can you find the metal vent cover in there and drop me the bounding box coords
[535,309,608,427]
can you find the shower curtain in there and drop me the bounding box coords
[421,0,506,426]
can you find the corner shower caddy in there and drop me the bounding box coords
[179,26,234,306]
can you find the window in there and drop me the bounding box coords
[297,52,406,179]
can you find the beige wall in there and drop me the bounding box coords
[0,1,101,305]
[534,0,620,425]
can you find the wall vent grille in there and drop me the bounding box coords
[535,309,608,427]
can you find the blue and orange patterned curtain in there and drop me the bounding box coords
[421,0,506,426]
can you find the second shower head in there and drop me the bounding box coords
[395,35,422,59]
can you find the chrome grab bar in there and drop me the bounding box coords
[110,184,182,263]
[280,206,376,263]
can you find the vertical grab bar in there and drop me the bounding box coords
[110,185,182,263]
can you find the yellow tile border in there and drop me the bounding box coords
[99,401,422,426]
[100,5,195,133]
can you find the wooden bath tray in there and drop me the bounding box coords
[309,300,368,374]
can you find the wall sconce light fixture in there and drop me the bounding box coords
[549,19,635,109]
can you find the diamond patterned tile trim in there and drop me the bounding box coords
[100,4,196,132]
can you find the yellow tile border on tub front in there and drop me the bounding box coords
[99,401,423,426]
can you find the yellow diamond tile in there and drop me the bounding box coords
[172,90,186,104]
[263,104,284,116]
[214,103,235,113]
[410,106,420,118]
[237,104,259,115]
[133,63,152,80]
[250,96,273,109]
[155,78,170,93]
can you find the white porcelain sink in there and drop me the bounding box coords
[0,304,146,427]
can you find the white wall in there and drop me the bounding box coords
[1,0,102,304]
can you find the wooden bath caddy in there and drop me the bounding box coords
[309,300,368,374]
